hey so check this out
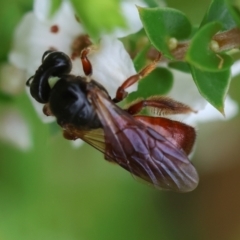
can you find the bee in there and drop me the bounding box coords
[26,48,199,192]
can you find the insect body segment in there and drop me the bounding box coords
[49,76,104,129]
[26,49,199,192]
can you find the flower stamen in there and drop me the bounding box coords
[50,25,59,33]
[71,35,92,60]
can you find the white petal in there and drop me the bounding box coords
[167,69,238,125]
[231,60,240,77]
[109,0,147,38]
[45,1,84,35]
[9,4,84,74]
[168,69,208,111]
[34,0,81,33]
[164,55,240,126]
[164,69,207,124]
[185,96,238,124]
[74,38,137,97]
[33,0,51,21]
[0,108,32,151]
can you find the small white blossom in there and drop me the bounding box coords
[109,0,148,38]
[7,0,147,149]
[9,1,85,74]
[186,96,238,124]
[168,69,207,111]
[9,0,145,77]
[9,0,147,123]
[167,68,238,124]
[231,60,240,77]
[85,37,138,95]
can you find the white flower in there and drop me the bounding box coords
[85,37,137,95]
[9,0,147,122]
[185,96,238,124]
[231,60,240,77]
[168,69,207,112]
[108,0,148,38]
[10,0,86,74]
[9,0,146,76]
[166,66,239,125]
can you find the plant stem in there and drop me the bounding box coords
[148,27,240,62]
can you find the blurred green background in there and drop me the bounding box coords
[1,0,240,240]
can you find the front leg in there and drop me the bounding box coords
[80,48,93,77]
[113,52,161,103]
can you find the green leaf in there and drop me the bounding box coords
[49,0,62,17]
[70,0,126,41]
[49,122,61,136]
[0,91,14,103]
[126,67,173,102]
[121,29,149,67]
[143,0,166,7]
[190,65,231,114]
[186,22,233,72]
[133,44,151,71]
[232,5,240,26]
[138,7,192,59]
[200,0,238,30]
[168,61,191,73]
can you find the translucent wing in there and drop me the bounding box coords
[134,115,196,155]
[63,127,107,158]
[64,126,121,165]
[64,85,199,192]
[85,85,199,192]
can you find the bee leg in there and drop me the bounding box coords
[125,96,196,115]
[113,53,161,103]
[80,48,93,77]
